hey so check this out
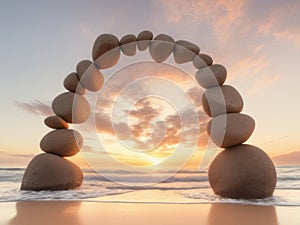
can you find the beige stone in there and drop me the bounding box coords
[137,30,153,51]
[207,113,255,148]
[21,153,83,191]
[120,34,137,56]
[40,129,83,157]
[52,92,91,124]
[149,34,175,63]
[173,40,200,64]
[63,72,85,95]
[76,60,104,92]
[202,85,244,117]
[92,33,120,69]
[44,115,68,129]
[208,144,277,199]
[193,54,213,69]
[195,64,227,88]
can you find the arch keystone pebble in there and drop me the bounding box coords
[137,30,153,51]
[21,31,277,199]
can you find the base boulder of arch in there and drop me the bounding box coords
[208,144,277,199]
[21,153,83,191]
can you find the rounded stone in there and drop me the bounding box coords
[120,34,137,56]
[63,72,86,95]
[92,33,120,69]
[40,129,83,157]
[44,115,68,129]
[21,153,83,191]
[193,54,213,69]
[52,92,91,124]
[202,85,244,117]
[173,40,200,64]
[149,34,175,63]
[207,113,255,148]
[76,60,104,92]
[208,144,277,199]
[137,30,153,51]
[195,64,227,88]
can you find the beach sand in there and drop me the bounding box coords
[1,190,299,225]
[1,201,300,225]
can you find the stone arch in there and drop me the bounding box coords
[21,31,277,199]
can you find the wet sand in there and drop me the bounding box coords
[1,200,300,225]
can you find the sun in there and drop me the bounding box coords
[148,156,164,166]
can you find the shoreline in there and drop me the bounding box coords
[1,188,300,206]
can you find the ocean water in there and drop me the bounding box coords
[0,167,299,206]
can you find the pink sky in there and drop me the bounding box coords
[0,0,300,167]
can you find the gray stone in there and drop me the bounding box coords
[52,92,91,124]
[149,34,175,63]
[173,40,200,64]
[76,60,104,92]
[63,72,86,95]
[207,113,255,148]
[195,64,227,88]
[137,30,153,51]
[40,129,83,157]
[92,33,120,69]
[193,54,213,69]
[21,153,83,191]
[120,34,137,56]
[202,85,244,117]
[208,144,277,199]
[44,115,68,129]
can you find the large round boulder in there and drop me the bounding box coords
[21,153,83,191]
[208,144,277,199]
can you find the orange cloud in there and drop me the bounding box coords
[257,2,300,48]
[228,52,279,93]
[92,85,209,154]
[153,0,247,40]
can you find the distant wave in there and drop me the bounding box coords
[0,168,25,171]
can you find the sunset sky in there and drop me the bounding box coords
[0,0,300,168]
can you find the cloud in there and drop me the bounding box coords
[14,100,52,116]
[228,51,280,93]
[153,0,247,41]
[272,151,300,166]
[92,86,209,152]
[257,1,300,48]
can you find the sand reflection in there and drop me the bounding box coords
[10,201,82,225]
[208,204,279,225]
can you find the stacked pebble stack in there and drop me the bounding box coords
[21,31,276,199]
[194,54,277,199]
